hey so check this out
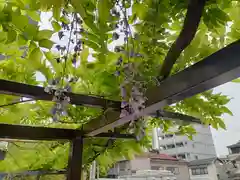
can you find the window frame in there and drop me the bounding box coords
[191,167,208,175]
[166,167,180,174]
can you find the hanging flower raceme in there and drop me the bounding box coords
[112,4,147,141]
[44,8,83,122]
[44,78,71,121]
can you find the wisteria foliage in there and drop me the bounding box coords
[0,0,239,177]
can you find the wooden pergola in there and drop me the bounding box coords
[1,0,240,179]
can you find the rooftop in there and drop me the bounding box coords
[149,153,178,161]
[227,141,240,149]
[188,157,220,166]
[137,150,181,161]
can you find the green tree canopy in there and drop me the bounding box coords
[0,0,239,178]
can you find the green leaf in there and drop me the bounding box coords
[53,6,61,20]
[98,0,109,26]
[0,31,7,42]
[221,106,233,116]
[23,24,39,40]
[6,30,17,44]
[39,39,54,49]
[17,35,28,46]
[0,2,5,12]
[12,14,29,31]
[29,47,43,61]
[60,16,70,24]
[44,51,62,74]
[82,39,101,51]
[232,78,240,83]
[29,41,38,53]
[51,21,61,32]
[35,30,54,41]
[71,0,87,18]
[27,10,41,22]
[84,17,100,35]
[124,0,131,8]
[81,31,101,44]
[80,48,89,65]
[132,3,148,20]
[218,119,226,130]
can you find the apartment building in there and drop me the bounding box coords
[152,124,217,161]
[108,151,190,180]
[228,141,240,159]
[188,157,231,180]
[227,141,240,179]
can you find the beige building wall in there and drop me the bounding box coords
[130,157,151,171]
[123,158,190,180]
[150,159,190,180]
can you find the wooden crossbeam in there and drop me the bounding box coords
[0,79,202,124]
[86,132,136,139]
[0,123,81,141]
[0,79,120,109]
[85,39,240,136]
[150,110,201,124]
[0,123,135,141]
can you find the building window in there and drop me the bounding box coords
[158,136,163,140]
[176,142,184,147]
[118,161,129,171]
[178,154,186,159]
[131,170,136,174]
[159,145,166,150]
[191,167,208,175]
[151,166,160,170]
[231,147,240,154]
[159,135,165,139]
[159,166,164,170]
[165,134,174,138]
[166,167,179,174]
[166,144,175,149]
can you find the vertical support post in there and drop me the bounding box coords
[67,137,83,180]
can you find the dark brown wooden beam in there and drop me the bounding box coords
[0,79,202,126]
[0,79,120,109]
[0,123,135,141]
[0,123,81,141]
[85,39,240,136]
[150,110,201,124]
[87,133,136,139]
[67,137,83,180]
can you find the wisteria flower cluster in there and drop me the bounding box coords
[44,8,83,122]
[112,5,147,141]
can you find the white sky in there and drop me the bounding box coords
[212,82,240,156]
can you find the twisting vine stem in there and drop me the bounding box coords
[44,4,83,122]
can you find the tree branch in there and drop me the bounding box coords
[158,0,207,80]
